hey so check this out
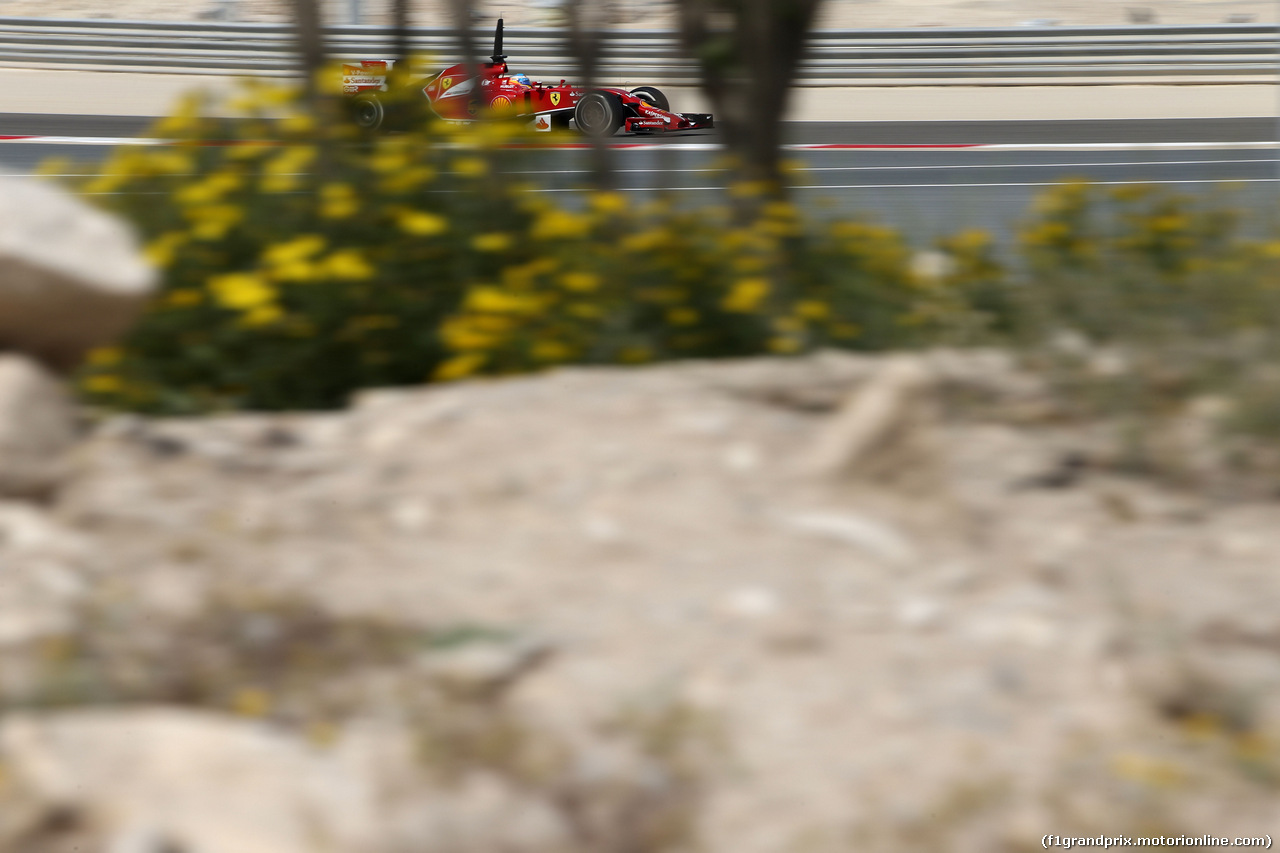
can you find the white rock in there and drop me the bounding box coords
[0,177,156,370]
[801,356,936,480]
[721,585,781,619]
[0,355,77,498]
[722,441,762,473]
[896,596,943,630]
[782,511,916,565]
[0,709,381,853]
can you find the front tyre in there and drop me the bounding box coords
[351,93,386,131]
[574,91,625,137]
[629,85,669,111]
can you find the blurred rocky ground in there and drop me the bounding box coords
[3,177,1280,852]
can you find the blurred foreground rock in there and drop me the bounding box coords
[2,350,1280,852]
[0,356,77,499]
[0,176,156,372]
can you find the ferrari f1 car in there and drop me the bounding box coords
[342,19,713,137]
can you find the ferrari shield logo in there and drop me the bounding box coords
[550,92,561,107]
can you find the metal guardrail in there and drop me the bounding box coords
[0,17,1278,84]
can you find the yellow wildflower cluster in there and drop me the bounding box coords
[85,71,1280,417]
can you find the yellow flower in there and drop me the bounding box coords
[618,346,653,364]
[185,203,244,237]
[379,166,436,193]
[532,340,574,361]
[465,286,538,313]
[86,347,124,367]
[589,192,627,214]
[452,157,488,178]
[441,316,507,350]
[320,183,359,219]
[396,210,448,236]
[621,229,666,253]
[83,374,123,393]
[569,302,604,319]
[1111,753,1186,789]
[830,321,861,339]
[721,277,770,313]
[795,300,829,320]
[435,352,488,381]
[82,173,126,195]
[666,307,699,325]
[261,145,316,192]
[532,209,592,240]
[163,289,204,308]
[728,180,769,199]
[279,113,315,135]
[144,232,189,268]
[306,720,339,747]
[371,145,410,174]
[761,200,798,220]
[768,336,802,353]
[261,236,327,280]
[559,272,600,292]
[322,249,375,280]
[241,304,284,327]
[471,232,512,253]
[144,150,196,175]
[264,146,316,175]
[176,171,243,206]
[264,235,327,267]
[773,316,804,333]
[209,273,277,311]
[232,687,271,718]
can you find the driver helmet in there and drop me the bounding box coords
[512,72,531,87]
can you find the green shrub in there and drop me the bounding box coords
[1012,181,1277,348]
[67,78,943,414]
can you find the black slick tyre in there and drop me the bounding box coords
[351,93,386,130]
[574,91,625,137]
[628,85,669,111]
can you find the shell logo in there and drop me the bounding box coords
[550,92,561,107]
[491,95,513,112]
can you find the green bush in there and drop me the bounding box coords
[67,79,945,414]
[1012,181,1278,347]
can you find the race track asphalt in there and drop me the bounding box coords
[3,114,1277,243]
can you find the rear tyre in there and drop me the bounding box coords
[629,85,669,111]
[351,93,386,130]
[574,91,625,137]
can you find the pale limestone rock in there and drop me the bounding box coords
[801,356,939,483]
[0,177,156,370]
[0,355,77,498]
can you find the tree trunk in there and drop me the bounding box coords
[391,0,411,80]
[676,0,822,204]
[290,0,327,108]
[565,0,614,189]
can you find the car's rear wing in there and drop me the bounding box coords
[342,60,395,94]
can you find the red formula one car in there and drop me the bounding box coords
[343,19,713,137]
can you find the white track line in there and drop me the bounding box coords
[507,158,1280,176]
[0,136,1278,152]
[528,177,1280,192]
